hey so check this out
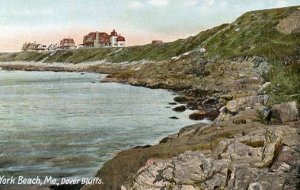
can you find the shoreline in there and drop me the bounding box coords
[1,58,299,190]
[0,5,299,189]
[0,62,207,190]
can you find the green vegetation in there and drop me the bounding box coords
[0,23,227,64]
[0,52,48,62]
[203,6,300,61]
[0,6,299,64]
[267,62,300,104]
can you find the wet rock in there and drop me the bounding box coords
[106,74,113,78]
[202,97,218,105]
[189,112,205,120]
[272,101,298,122]
[205,110,220,120]
[134,145,152,149]
[186,102,198,110]
[174,96,190,103]
[169,116,179,120]
[189,110,220,120]
[168,102,177,105]
[172,105,187,112]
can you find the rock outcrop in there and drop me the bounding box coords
[277,10,300,34]
[272,101,299,122]
[82,119,300,190]
[119,124,299,190]
[225,95,269,113]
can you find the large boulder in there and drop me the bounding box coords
[189,112,205,120]
[174,96,192,103]
[231,109,258,124]
[172,105,187,112]
[189,110,220,120]
[277,10,300,34]
[272,101,299,122]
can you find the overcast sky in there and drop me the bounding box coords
[0,0,299,52]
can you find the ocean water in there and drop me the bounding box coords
[0,71,198,179]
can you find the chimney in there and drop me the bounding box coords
[95,31,99,47]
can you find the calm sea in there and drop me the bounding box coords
[0,70,198,180]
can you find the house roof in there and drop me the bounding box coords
[83,32,110,44]
[117,36,125,41]
[60,38,75,45]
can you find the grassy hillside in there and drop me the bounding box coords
[0,51,49,62]
[0,6,299,64]
[203,6,300,61]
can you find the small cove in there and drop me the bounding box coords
[0,70,199,179]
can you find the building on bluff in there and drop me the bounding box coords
[81,29,125,48]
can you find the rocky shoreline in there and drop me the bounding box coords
[85,55,299,190]
[0,6,299,190]
[1,58,299,190]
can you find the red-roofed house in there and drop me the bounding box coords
[83,32,110,48]
[116,36,125,47]
[82,29,125,48]
[59,38,76,50]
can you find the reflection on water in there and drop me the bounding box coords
[0,71,197,179]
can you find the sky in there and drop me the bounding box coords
[0,0,299,52]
